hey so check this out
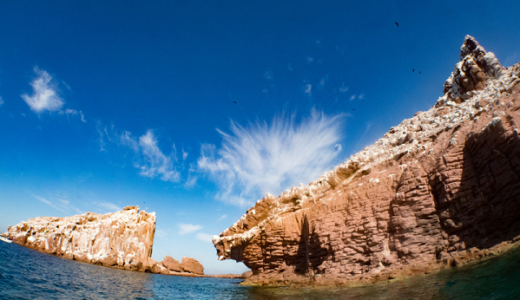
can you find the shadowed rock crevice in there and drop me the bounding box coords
[294,214,329,275]
[441,118,520,251]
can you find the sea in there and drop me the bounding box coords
[1,242,520,299]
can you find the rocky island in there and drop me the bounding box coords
[2,205,157,271]
[213,35,520,286]
[1,205,213,277]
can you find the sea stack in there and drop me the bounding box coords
[213,35,520,286]
[1,205,157,272]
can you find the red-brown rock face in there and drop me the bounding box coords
[162,255,182,272]
[1,205,156,272]
[213,36,520,286]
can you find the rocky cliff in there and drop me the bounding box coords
[1,205,157,272]
[213,35,520,286]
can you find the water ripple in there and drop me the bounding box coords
[2,242,520,299]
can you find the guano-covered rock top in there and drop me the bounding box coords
[2,205,157,272]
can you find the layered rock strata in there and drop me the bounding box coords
[213,35,520,286]
[2,205,157,272]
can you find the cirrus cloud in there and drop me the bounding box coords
[98,124,180,183]
[198,109,344,206]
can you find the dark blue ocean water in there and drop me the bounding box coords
[1,241,520,299]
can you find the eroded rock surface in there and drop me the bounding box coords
[2,206,156,272]
[213,35,520,286]
[162,255,182,272]
[180,257,204,275]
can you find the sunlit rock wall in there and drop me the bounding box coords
[214,35,520,286]
[2,205,156,272]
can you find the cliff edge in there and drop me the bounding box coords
[213,35,520,286]
[1,205,157,272]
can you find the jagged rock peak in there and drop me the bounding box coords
[440,35,504,105]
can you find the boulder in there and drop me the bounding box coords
[180,257,204,275]
[162,255,182,272]
[143,258,157,273]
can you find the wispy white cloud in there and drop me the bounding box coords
[98,124,180,182]
[184,164,198,188]
[304,84,312,96]
[263,71,273,81]
[196,233,214,243]
[179,223,202,235]
[59,108,86,122]
[31,194,82,214]
[349,93,365,101]
[0,97,4,107]
[339,83,349,93]
[307,57,314,63]
[218,214,227,221]
[20,67,85,122]
[319,77,327,88]
[32,194,52,206]
[21,67,64,113]
[137,130,179,182]
[198,110,344,206]
[57,198,69,205]
[96,201,121,212]
[156,229,168,238]
[352,122,374,153]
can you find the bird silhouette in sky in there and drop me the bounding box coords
[352,108,356,111]
[395,22,399,27]
[419,71,421,74]
[413,69,414,72]
[233,101,237,104]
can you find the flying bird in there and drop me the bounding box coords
[233,101,237,104]
[413,69,414,72]
[352,108,356,111]
[395,22,399,27]
[419,71,421,74]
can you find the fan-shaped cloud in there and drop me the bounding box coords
[198,110,344,206]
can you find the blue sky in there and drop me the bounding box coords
[1,1,520,274]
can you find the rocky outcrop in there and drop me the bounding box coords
[180,257,204,275]
[2,205,156,272]
[151,255,205,276]
[213,35,520,286]
[162,255,182,272]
